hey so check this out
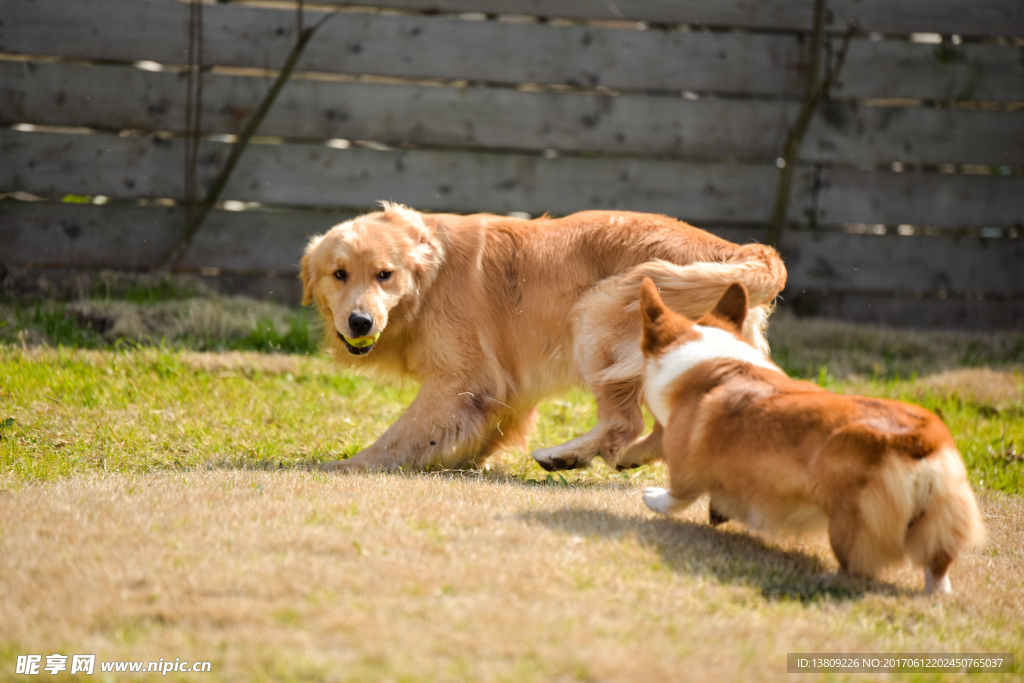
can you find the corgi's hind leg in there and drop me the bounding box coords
[643,487,698,516]
[827,502,879,577]
[924,549,953,595]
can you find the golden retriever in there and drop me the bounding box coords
[639,279,983,592]
[300,203,786,472]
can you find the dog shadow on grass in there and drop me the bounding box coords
[519,506,906,603]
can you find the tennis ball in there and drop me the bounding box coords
[344,333,379,348]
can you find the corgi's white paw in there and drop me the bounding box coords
[924,568,952,595]
[644,487,683,516]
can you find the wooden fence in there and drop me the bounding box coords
[1,0,1022,328]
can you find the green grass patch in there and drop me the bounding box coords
[1,346,1020,495]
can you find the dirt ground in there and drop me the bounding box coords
[1,469,1020,682]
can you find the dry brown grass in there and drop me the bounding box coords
[1,470,1020,682]
[767,310,1024,379]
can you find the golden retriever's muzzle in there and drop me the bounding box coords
[341,312,376,355]
[338,330,373,355]
[348,312,374,337]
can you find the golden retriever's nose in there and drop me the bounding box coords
[348,312,374,337]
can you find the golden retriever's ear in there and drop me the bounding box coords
[383,205,444,281]
[640,278,692,355]
[299,235,323,305]
[710,283,748,330]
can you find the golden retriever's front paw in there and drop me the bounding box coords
[321,459,365,474]
[532,444,591,471]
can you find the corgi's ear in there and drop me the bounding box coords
[300,234,324,306]
[640,278,692,354]
[639,277,667,328]
[711,283,748,330]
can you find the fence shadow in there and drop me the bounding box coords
[519,506,906,603]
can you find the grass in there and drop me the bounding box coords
[0,280,1022,681]
[1,346,1020,495]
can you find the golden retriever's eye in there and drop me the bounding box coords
[377,270,392,282]
[333,269,347,281]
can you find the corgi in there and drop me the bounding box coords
[638,278,984,593]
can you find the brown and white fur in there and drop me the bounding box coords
[300,203,786,473]
[639,278,984,593]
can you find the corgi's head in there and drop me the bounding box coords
[639,278,779,425]
[639,278,750,357]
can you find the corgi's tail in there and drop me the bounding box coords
[856,444,984,591]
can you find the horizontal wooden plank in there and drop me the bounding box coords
[1,61,801,158]
[803,103,1024,166]
[5,61,1022,166]
[815,168,1024,228]
[0,201,350,274]
[6,204,1021,333]
[832,38,1024,102]
[261,0,1024,36]
[1,264,305,303]
[0,129,811,223]
[5,202,1019,295]
[780,232,1024,295]
[827,0,1024,37]
[781,293,1024,331]
[0,0,808,95]
[298,0,817,31]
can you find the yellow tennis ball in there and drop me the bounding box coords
[344,333,379,348]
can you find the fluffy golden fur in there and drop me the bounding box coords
[300,203,786,473]
[639,279,985,593]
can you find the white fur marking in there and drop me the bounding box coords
[645,325,782,426]
[644,487,684,516]
[925,568,952,595]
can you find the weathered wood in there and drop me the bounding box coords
[0,61,801,158]
[781,231,1024,295]
[5,61,1022,166]
[815,168,1024,228]
[2,264,306,303]
[5,203,1021,333]
[802,103,1024,166]
[832,38,1024,102]
[0,201,349,274]
[260,0,1024,36]
[782,293,1024,331]
[0,0,808,95]
[827,0,1024,37]
[295,0,817,31]
[0,129,813,223]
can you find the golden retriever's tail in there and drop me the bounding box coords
[856,444,985,592]
[616,244,786,355]
[575,246,786,387]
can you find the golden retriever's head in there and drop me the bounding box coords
[300,203,443,357]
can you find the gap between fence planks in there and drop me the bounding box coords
[0,0,809,95]
[4,1,1023,99]
[5,128,1022,228]
[0,129,809,224]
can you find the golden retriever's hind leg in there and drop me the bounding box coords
[532,380,644,471]
[615,421,664,470]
